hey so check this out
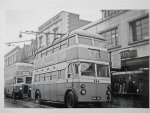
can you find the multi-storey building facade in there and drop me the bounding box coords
[4,40,37,98]
[37,11,91,49]
[4,46,23,83]
[80,10,149,105]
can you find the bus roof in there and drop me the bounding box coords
[69,30,105,41]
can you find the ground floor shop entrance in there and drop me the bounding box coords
[111,56,149,107]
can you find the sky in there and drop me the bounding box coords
[1,0,150,111]
[3,1,104,55]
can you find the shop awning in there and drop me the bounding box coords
[112,70,143,75]
[121,56,149,70]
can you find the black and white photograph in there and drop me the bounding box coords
[0,0,150,112]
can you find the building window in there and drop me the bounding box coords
[131,16,149,42]
[100,27,118,49]
[39,36,43,48]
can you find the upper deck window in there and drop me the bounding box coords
[69,36,76,46]
[94,39,106,48]
[78,36,93,46]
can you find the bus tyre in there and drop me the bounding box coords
[65,91,76,108]
[12,92,16,99]
[35,92,41,104]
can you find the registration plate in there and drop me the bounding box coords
[92,96,101,100]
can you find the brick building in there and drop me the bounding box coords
[37,11,91,49]
[4,39,36,85]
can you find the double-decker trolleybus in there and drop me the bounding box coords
[32,30,111,108]
[4,62,33,99]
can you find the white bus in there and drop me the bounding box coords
[4,62,33,99]
[32,30,111,107]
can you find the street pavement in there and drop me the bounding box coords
[4,95,148,108]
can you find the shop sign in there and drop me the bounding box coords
[23,71,30,75]
[102,10,125,19]
[120,49,137,59]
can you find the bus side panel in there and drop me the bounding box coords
[31,84,39,99]
[50,81,57,101]
[43,84,51,100]
[5,85,14,97]
[38,84,44,99]
[56,80,67,102]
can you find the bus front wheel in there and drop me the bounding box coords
[65,91,76,108]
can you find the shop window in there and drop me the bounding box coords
[130,16,149,42]
[100,27,118,49]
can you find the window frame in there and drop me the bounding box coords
[99,27,119,49]
[130,16,149,42]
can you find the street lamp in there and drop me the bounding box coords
[19,30,65,52]
[19,30,65,38]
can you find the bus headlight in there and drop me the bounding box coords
[107,96,111,101]
[106,90,111,95]
[81,84,85,88]
[20,87,22,90]
[107,85,111,90]
[80,89,86,95]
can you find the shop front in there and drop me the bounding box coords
[111,49,149,102]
